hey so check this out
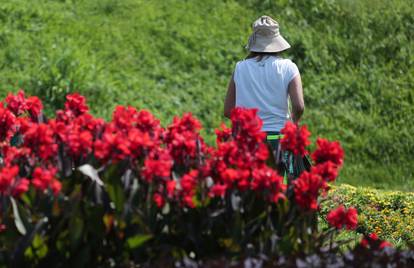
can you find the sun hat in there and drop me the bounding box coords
[246,15,291,53]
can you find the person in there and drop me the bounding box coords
[224,15,307,176]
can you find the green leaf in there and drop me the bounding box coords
[106,181,125,213]
[127,234,152,249]
[69,216,84,249]
[24,234,48,259]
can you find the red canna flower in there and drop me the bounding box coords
[65,93,88,116]
[231,108,264,141]
[251,166,286,203]
[293,171,325,211]
[215,123,232,143]
[311,161,338,182]
[209,183,227,198]
[153,193,165,208]
[136,109,163,135]
[179,170,199,208]
[0,102,17,141]
[50,179,62,196]
[112,105,138,131]
[0,166,19,194]
[12,178,30,198]
[280,121,311,156]
[312,138,344,167]
[166,180,176,198]
[327,205,358,230]
[1,146,31,166]
[360,233,393,249]
[251,166,282,191]
[32,167,60,195]
[23,123,57,160]
[142,148,173,182]
[5,90,27,116]
[26,96,43,120]
[56,123,94,158]
[165,113,205,166]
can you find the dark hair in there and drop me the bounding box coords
[246,51,280,62]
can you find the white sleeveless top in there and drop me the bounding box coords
[234,56,299,132]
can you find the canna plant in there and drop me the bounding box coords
[0,90,399,266]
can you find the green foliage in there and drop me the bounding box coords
[322,184,414,247]
[0,0,413,189]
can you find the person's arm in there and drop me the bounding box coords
[288,74,304,123]
[224,73,236,119]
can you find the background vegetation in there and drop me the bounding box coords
[0,0,413,190]
[322,184,414,248]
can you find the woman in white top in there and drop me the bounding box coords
[224,15,306,173]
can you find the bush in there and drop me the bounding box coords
[0,91,412,267]
[322,184,414,247]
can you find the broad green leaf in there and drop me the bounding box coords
[127,234,152,249]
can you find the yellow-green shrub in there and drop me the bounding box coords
[321,184,414,247]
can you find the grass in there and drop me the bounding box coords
[0,0,413,190]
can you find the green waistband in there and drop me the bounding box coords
[267,134,284,140]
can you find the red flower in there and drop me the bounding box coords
[0,102,17,141]
[1,146,31,166]
[179,170,199,208]
[128,129,156,158]
[153,193,165,208]
[32,167,60,195]
[142,148,173,182]
[50,179,62,196]
[327,205,358,230]
[230,108,263,138]
[23,123,57,160]
[360,233,393,249]
[215,123,232,143]
[311,161,338,182]
[65,93,88,116]
[209,184,227,197]
[136,109,162,135]
[0,166,19,194]
[280,121,311,156]
[5,90,27,116]
[255,143,269,161]
[93,124,134,162]
[0,224,5,233]
[26,96,43,120]
[312,138,344,167]
[166,180,176,198]
[293,171,325,211]
[112,106,138,131]
[68,130,93,157]
[251,166,286,203]
[165,113,205,166]
[12,178,30,198]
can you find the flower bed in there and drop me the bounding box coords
[322,184,414,247]
[0,91,412,267]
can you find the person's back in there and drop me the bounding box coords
[234,56,299,131]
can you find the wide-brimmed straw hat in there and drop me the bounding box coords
[246,15,291,53]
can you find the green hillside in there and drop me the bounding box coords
[0,0,413,190]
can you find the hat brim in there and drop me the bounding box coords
[248,34,291,53]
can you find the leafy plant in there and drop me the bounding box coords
[0,91,407,266]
